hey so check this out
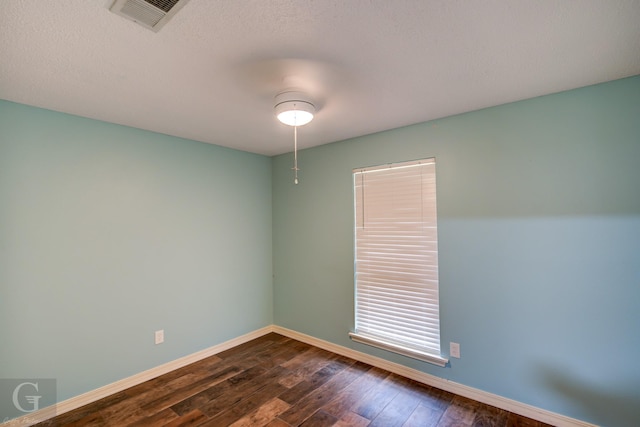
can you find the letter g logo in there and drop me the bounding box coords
[12,382,42,413]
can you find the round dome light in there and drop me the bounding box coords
[274,92,316,126]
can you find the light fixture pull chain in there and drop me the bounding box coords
[293,124,299,184]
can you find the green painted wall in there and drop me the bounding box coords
[272,76,640,426]
[0,100,273,402]
[2,75,639,426]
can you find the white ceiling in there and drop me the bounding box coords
[1,1,639,156]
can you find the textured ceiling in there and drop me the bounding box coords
[1,0,639,156]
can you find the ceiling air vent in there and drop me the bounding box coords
[109,0,190,32]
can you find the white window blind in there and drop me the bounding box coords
[350,158,446,366]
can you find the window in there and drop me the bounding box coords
[350,158,446,366]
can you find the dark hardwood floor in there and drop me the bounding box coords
[35,333,553,426]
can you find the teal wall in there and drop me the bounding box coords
[0,100,273,402]
[2,76,639,426]
[272,76,640,426]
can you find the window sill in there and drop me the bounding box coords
[349,332,449,367]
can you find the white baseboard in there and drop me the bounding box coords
[4,325,597,427]
[272,326,598,427]
[2,326,274,427]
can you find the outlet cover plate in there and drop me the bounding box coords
[450,342,460,358]
[155,330,164,345]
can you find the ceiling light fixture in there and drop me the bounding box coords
[274,91,316,185]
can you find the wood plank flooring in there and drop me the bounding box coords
[34,333,553,426]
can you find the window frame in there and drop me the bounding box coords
[349,158,447,367]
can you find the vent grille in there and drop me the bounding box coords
[109,0,189,32]
[146,0,181,13]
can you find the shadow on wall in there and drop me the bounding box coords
[537,366,640,427]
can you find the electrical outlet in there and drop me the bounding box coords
[155,330,164,345]
[450,342,460,358]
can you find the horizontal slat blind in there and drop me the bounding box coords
[353,159,441,357]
